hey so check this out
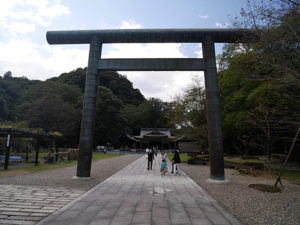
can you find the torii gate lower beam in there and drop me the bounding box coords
[46,28,255,180]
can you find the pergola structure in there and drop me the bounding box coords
[0,128,58,169]
[47,28,255,180]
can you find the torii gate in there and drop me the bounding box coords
[46,28,254,181]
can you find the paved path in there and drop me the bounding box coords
[37,155,242,225]
[0,185,83,225]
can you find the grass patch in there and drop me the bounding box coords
[0,152,122,174]
[92,153,121,161]
[224,157,265,164]
[241,155,259,160]
[272,169,300,183]
[166,153,300,183]
[167,153,190,162]
[249,183,281,193]
[271,154,286,162]
[224,157,265,170]
[23,160,77,173]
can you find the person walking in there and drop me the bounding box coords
[147,148,154,170]
[172,150,181,175]
[161,151,167,161]
[160,151,168,175]
[160,159,167,175]
[153,146,157,156]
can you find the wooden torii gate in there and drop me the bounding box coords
[46,28,255,180]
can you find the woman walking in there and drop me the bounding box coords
[171,150,181,175]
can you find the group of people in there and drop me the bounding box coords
[145,147,181,175]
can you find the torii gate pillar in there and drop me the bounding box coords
[76,38,102,177]
[203,36,224,180]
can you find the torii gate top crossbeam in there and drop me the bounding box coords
[46,28,255,45]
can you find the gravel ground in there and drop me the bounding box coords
[0,154,142,191]
[180,163,300,225]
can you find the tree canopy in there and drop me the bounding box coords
[0,69,168,148]
[217,0,300,159]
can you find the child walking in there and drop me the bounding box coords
[161,159,167,175]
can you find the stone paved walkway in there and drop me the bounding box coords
[37,154,242,225]
[0,185,83,224]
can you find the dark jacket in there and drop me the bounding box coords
[172,151,181,163]
[148,151,154,161]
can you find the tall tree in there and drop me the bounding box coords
[171,75,208,149]
[217,0,300,157]
[121,98,170,135]
[0,97,7,120]
[27,96,80,146]
[94,86,125,146]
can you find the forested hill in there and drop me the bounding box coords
[49,68,145,106]
[0,69,170,147]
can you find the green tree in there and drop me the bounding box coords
[171,76,208,149]
[27,96,80,146]
[51,68,145,106]
[217,0,300,157]
[0,97,7,120]
[121,98,170,136]
[49,68,87,92]
[234,0,299,99]
[20,80,82,106]
[0,73,39,120]
[94,86,125,146]
[99,71,145,105]
[3,71,12,80]
[218,43,299,155]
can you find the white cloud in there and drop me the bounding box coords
[32,2,70,27]
[7,22,35,35]
[122,71,203,101]
[0,38,88,80]
[0,1,19,18]
[199,14,208,19]
[0,0,70,32]
[0,0,75,79]
[103,42,184,58]
[195,44,203,58]
[119,20,142,29]
[215,22,230,28]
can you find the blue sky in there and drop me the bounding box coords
[0,0,245,101]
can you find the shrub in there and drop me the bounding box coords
[237,166,261,177]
